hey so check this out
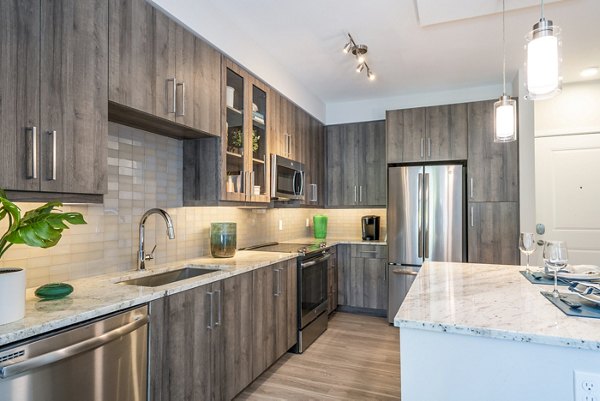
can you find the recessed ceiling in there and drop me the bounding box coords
[166,0,600,112]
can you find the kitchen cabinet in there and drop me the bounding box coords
[468,202,519,265]
[150,272,253,401]
[108,0,221,138]
[0,0,107,200]
[327,246,338,314]
[467,100,519,202]
[386,104,468,163]
[302,113,325,206]
[337,244,388,314]
[326,121,386,207]
[252,259,297,379]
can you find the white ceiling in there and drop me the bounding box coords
[204,0,600,105]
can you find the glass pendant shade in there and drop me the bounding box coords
[494,95,517,142]
[525,19,562,99]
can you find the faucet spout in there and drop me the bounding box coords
[138,208,175,270]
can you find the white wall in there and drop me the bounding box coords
[325,83,504,125]
[535,80,600,137]
[148,0,326,122]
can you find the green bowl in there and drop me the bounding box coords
[35,283,74,300]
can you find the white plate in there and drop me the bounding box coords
[576,292,600,306]
[545,264,600,281]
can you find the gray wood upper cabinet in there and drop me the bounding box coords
[468,202,519,265]
[326,121,386,207]
[337,245,388,312]
[109,0,220,137]
[467,100,519,202]
[0,0,107,197]
[252,259,297,379]
[386,104,467,163]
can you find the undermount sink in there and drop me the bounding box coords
[117,267,220,287]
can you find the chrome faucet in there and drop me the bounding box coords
[138,208,175,270]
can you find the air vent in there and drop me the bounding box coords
[0,350,25,363]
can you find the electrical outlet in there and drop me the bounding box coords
[305,218,310,227]
[575,371,600,401]
[278,219,283,231]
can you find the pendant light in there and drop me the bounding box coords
[494,0,517,143]
[524,0,562,99]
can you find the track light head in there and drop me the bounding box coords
[356,63,365,73]
[367,69,375,80]
[342,42,352,54]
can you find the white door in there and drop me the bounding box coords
[535,133,600,265]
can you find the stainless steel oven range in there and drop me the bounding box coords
[244,242,330,353]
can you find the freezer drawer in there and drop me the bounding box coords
[387,264,418,323]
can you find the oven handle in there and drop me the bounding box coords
[301,253,331,268]
[0,314,149,379]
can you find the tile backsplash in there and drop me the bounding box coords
[0,123,386,287]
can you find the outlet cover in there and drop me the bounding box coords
[575,371,600,401]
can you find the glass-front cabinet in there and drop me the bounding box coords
[222,59,270,203]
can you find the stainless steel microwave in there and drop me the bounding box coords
[271,154,304,200]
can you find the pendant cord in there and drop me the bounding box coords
[502,0,506,96]
[541,0,545,19]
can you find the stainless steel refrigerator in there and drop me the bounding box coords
[387,164,465,322]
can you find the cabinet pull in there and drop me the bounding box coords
[273,268,280,297]
[470,206,474,227]
[26,126,38,179]
[427,138,431,158]
[470,178,474,199]
[48,130,57,181]
[166,77,177,114]
[360,250,378,254]
[420,138,424,158]
[176,82,185,116]
[214,289,222,326]
[207,292,214,330]
[359,185,363,203]
[354,185,358,204]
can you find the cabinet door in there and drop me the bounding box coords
[358,120,386,206]
[426,104,468,161]
[252,265,277,379]
[328,249,338,314]
[175,26,221,136]
[39,0,107,194]
[267,89,283,155]
[467,100,519,202]
[363,258,388,310]
[326,124,358,206]
[274,260,297,358]
[385,108,426,163]
[0,0,40,191]
[280,96,296,159]
[336,244,351,305]
[468,202,519,265]
[150,282,217,401]
[220,272,253,401]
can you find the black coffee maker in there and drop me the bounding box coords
[361,215,380,241]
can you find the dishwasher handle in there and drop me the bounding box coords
[0,314,149,379]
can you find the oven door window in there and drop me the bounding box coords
[300,259,328,322]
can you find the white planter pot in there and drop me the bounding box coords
[0,268,25,325]
[226,86,235,108]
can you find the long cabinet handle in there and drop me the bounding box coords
[214,289,222,327]
[0,314,148,379]
[354,185,358,204]
[176,82,185,116]
[207,292,214,330]
[470,206,475,227]
[359,185,363,203]
[26,126,38,179]
[166,78,177,114]
[427,138,431,158]
[420,138,424,158]
[360,250,378,254]
[48,130,57,181]
[470,178,474,199]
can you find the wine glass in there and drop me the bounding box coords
[543,241,568,298]
[519,233,536,274]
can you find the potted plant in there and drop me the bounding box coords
[0,189,86,324]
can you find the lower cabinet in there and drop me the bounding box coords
[468,202,519,265]
[327,247,338,314]
[149,260,297,401]
[252,259,297,379]
[337,244,388,313]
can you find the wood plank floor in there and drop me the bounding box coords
[235,312,400,401]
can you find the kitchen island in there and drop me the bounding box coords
[394,261,600,401]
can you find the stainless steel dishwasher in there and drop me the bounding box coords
[0,305,149,401]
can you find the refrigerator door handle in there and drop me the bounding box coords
[423,173,430,259]
[418,173,423,258]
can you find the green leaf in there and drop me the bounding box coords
[63,213,87,225]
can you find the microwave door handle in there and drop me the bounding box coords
[299,171,305,196]
[292,170,298,196]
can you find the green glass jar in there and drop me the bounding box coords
[210,222,237,258]
[313,214,328,239]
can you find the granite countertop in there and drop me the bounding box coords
[0,251,296,347]
[394,261,600,352]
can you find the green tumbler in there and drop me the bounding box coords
[210,222,237,258]
[313,215,328,239]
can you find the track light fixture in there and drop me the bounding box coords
[342,33,375,81]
